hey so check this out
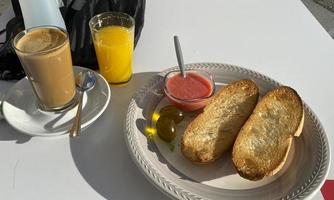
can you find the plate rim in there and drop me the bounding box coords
[2,66,111,137]
[124,62,331,200]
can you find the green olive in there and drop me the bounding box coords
[159,105,184,124]
[156,116,176,142]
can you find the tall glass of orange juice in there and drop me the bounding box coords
[89,12,135,84]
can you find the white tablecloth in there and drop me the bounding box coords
[0,0,332,199]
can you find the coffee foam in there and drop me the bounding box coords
[16,28,67,53]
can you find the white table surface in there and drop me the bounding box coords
[0,0,333,199]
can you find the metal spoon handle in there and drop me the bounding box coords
[174,35,186,78]
[69,91,84,137]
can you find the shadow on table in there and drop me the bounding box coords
[69,72,170,200]
[0,120,31,143]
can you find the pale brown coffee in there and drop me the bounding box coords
[14,27,76,110]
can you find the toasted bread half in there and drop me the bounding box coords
[181,79,259,163]
[232,86,304,180]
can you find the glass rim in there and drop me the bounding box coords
[12,25,69,55]
[89,12,135,33]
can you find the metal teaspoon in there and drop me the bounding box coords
[70,70,96,138]
[174,35,186,78]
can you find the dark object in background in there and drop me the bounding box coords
[62,0,145,69]
[313,0,334,13]
[0,0,25,80]
[0,0,145,80]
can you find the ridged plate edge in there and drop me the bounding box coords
[124,63,330,200]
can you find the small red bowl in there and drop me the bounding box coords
[164,69,215,111]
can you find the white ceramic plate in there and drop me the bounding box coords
[2,66,110,136]
[125,63,330,200]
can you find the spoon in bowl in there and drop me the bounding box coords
[69,70,96,138]
[173,35,186,78]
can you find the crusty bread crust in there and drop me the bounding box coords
[181,80,259,163]
[232,86,304,180]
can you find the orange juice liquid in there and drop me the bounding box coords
[93,26,134,83]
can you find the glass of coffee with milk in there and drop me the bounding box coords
[13,26,76,111]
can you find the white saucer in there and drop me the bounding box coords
[2,66,111,137]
